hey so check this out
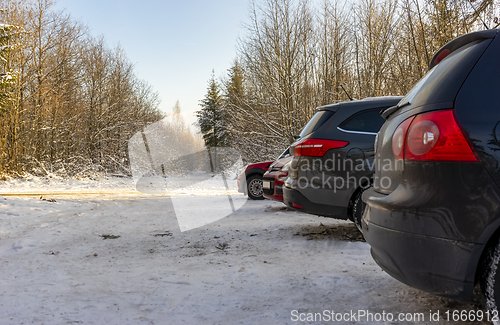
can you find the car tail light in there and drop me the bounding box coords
[277,171,288,182]
[433,48,451,66]
[392,110,478,162]
[293,139,349,157]
[292,203,303,209]
[392,117,415,159]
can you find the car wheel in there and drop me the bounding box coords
[481,238,500,318]
[352,188,366,232]
[247,175,264,200]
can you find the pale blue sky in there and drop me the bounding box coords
[54,0,249,127]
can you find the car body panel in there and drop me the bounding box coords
[283,96,402,218]
[454,31,500,188]
[362,29,500,300]
[373,36,494,194]
[237,161,273,193]
[362,215,479,300]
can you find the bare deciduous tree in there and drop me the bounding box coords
[0,0,163,177]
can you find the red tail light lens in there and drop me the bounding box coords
[433,49,451,66]
[392,117,415,159]
[277,171,289,182]
[293,139,349,157]
[405,110,477,162]
[392,110,478,162]
[407,120,440,156]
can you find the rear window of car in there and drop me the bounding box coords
[277,147,290,159]
[396,38,492,113]
[339,109,385,134]
[299,110,334,138]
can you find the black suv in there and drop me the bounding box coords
[283,96,401,228]
[362,29,500,312]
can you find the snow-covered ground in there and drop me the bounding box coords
[0,175,137,194]
[0,177,490,324]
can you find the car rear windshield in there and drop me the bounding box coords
[299,110,334,138]
[277,147,290,159]
[396,38,492,113]
[339,109,386,134]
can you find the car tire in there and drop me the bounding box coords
[481,238,500,319]
[247,174,264,200]
[352,187,366,232]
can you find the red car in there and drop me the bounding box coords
[237,161,273,200]
[262,156,293,202]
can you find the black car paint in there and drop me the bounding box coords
[373,35,494,194]
[362,29,500,301]
[283,96,402,219]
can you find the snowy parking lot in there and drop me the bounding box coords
[0,178,491,324]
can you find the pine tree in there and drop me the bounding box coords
[223,61,250,156]
[196,71,228,148]
[172,99,184,132]
[226,61,245,105]
[173,99,181,114]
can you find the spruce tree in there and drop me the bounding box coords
[226,61,245,105]
[196,71,228,148]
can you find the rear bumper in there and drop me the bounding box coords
[283,187,348,218]
[362,187,481,300]
[262,176,284,202]
[237,172,245,193]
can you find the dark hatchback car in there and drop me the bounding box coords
[362,29,500,311]
[283,96,402,228]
